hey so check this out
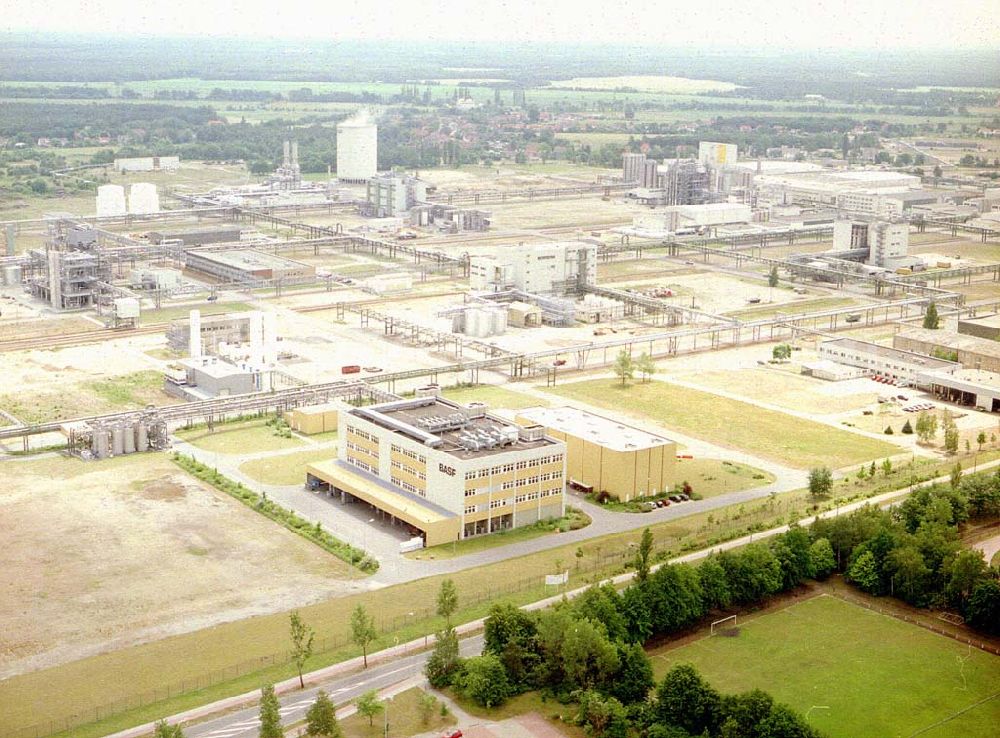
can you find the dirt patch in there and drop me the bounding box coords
[0,453,361,679]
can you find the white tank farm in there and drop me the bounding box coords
[336,111,378,181]
[96,185,127,217]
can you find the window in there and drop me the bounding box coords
[490,498,509,509]
[465,505,477,515]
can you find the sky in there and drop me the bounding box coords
[2,0,998,49]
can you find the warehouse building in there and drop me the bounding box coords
[184,249,315,282]
[147,225,242,246]
[515,406,676,502]
[817,337,959,384]
[305,394,566,546]
[894,328,1000,374]
[469,241,597,295]
[114,156,180,173]
[918,369,1000,413]
[958,314,1000,342]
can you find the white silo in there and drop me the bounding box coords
[336,111,378,182]
[128,183,160,214]
[96,185,127,217]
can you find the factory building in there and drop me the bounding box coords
[622,152,646,184]
[958,314,1000,342]
[817,337,959,384]
[410,204,491,232]
[114,156,180,174]
[146,225,242,246]
[894,328,1000,374]
[832,218,915,269]
[184,249,315,283]
[28,250,108,310]
[515,406,676,502]
[754,169,920,206]
[363,174,428,217]
[659,160,712,206]
[698,142,738,167]
[918,369,1000,413]
[267,141,302,190]
[166,311,255,355]
[336,111,378,182]
[469,241,597,295]
[305,394,566,546]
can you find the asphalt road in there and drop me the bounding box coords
[184,636,484,738]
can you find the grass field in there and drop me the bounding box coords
[238,446,337,485]
[542,379,899,469]
[651,595,1000,738]
[175,420,305,454]
[441,383,546,411]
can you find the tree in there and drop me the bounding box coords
[259,684,283,738]
[289,610,315,689]
[305,690,342,738]
[608,641,655,704]
[943,415,959,455]
[882,458,893,477]
[455,654,511,707]
[933,164,943,180]
[577,690,630,738]
[561,617,620,691]
[355,690,383,727]
[915,411,938,443]
[153,721,184,738]
[808,538,836,580]
[636,352,657,383]
[772,344,792,361]
[966,580,1000,634]
[768,265,779,288]
[902,419,914,435]
[923,301,940,329]
[635,527,654,583]
[772,525,812,590]
[886,544,930,603]
[950,462,963,490]
[977,431,987,452]
[847,550,880,594]
[944,549,988,609]
[720,545,782,604]
[613,350,634,386]
[417,692,438,725]
[574,584,629,643]
[350,604,378,668]
[757,702,823,738]
[425,628,461,687]
[697,556,732,610]
[719,689,774,737]
[655,663,722,736]
[807,467,832,498]
[437,578,459,628]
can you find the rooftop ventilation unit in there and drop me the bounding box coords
[518,424,546,442]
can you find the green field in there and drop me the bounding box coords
[542,379,899,469]
[239,446,336,485]
[175,420,304,455]
[651,595,1000,738]
[441,383,546,411]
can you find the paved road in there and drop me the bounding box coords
[182,636,484,738]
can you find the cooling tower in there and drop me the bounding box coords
[128,183,160,214]
[96,185,127,217]
[336,111,378,182]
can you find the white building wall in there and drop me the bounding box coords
[698,141,738,166]
[337,118,378,181]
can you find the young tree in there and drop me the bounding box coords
[977,431,987,451]
[305,690,342,738]
[417,692,438,725]
[772,344,792,361]
[922,301,940,329]
[915,411,938,443]
[613,350,634,386]
[355,690,383,727]
[350,604,378,668]
[847,550,880,594]
[950,462,963,490]
[636,352,657,383]
[943,419,960,455]
[258,684,283,738]
[901,419,914,435]
[635,527,654,582]
[768,265,779,288]
[154,721,184,738]
[807,467,833,498]
[289,610,315,689]
[808,538,836,579]
[455,654,511,707]
[882,458,893,477]
[437,578,459,627]
[425,627,461,687]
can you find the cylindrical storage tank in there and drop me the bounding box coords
[96,184,127,217]
[336,114,378,181]
[3,265,21,285]
[136,422,148,452]
[123,424,136,454]
[467,308,482,337]
[128,183,160,215]
[111,425,125,456]
[92,427,110,459]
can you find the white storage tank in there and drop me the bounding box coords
[122,423,136,454]
[96,185,127,217]
[128,183,160,214]
[114,297,141,319]
[111,425,125,455]
[2,265,21,286]
[336,111,378,182]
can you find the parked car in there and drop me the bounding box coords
[669,495,682,503]
[678,493,690,501]
[442,731,463,738]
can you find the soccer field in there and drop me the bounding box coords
[650,595,1000,738]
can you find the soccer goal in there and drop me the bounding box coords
[710,615,739,637]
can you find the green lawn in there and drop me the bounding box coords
[651,595,1000,738]
[442,384,546,411]
[239,446,337,485]
[542,380,899,469]
[140,301,254,325]
[175,420,304,455]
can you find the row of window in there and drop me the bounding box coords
[346,425,375,443]
[465,471,564,496]
[346,441,379,460]
[391,444,426,465]
[391,476,425,498]
[347,456,374,474]
[463,454,565,480]
[465,488,561,514]
[390,460,426,480]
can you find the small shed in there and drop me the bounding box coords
[508,301,542,328]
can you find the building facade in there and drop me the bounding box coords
[306,396,566,545]
[469,241,597,294]
[818,337,959,384]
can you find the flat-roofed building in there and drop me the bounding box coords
[918,368,1000,412]
[894,328,1000,374]
[147,225,242,245]
[515,406,676,502]
[184,249,315,283]
[306,395,566,545]
[818,337,959,384]
[958,314,1000,342]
